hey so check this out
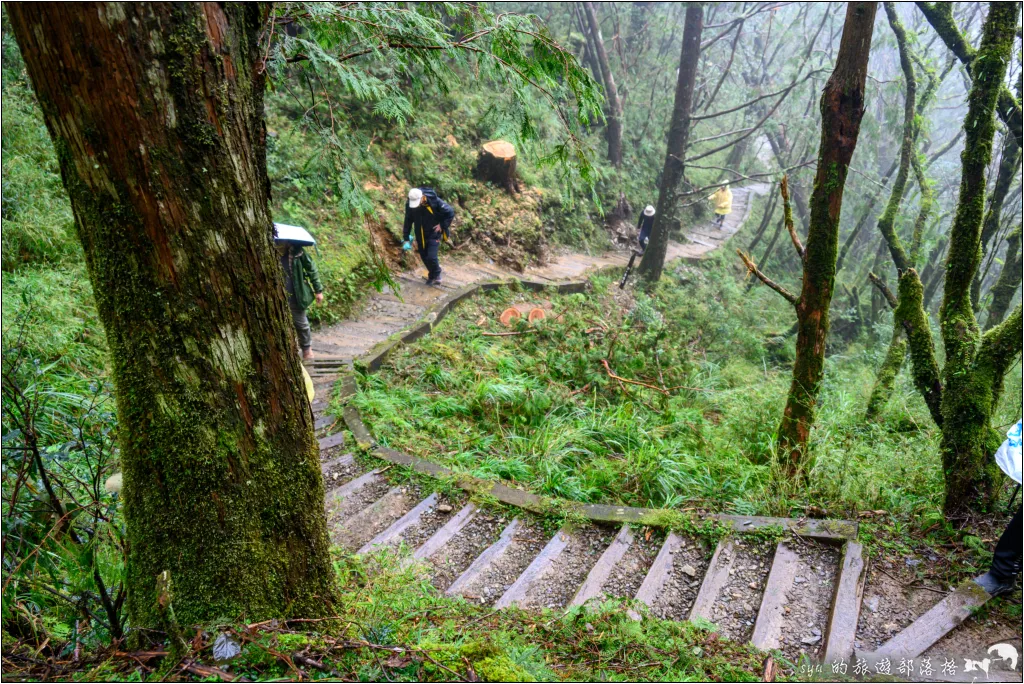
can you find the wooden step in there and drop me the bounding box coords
[870,580,992,660]
[688,538,736,622]
[319,453,353,476]
[325,469,380,502]
[822,541,866,665]
[446,518,522,597]
[634,532,684,611]
[749,543,800,650]
[314,415,337,431]
[333,486,414,550]
[358,493,438,555]
[318,432,345,451]
[411,503,478,562]
[493,528,571,609]
[569,525,634,608]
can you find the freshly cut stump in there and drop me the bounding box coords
[476,140,518,193]
[423,511,508,592]
[517,526,614,610]
[703,538,774,641]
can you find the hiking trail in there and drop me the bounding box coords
[305,184,1020,679]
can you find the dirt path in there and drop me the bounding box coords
[312,183,769,359]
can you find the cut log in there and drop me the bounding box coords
[477,140,519,193]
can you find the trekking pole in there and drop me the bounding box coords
[1008,483,1021,515]
[619,251,640,289]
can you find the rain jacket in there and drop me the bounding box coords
[403,187,456,245]
[711,187,733,215]
[282,245,323,310]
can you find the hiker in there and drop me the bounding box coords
[275,225,324,361]
[637,205,655,254]
[975,420,1022,597]
[402,187,455,286]
[710,184,733,227]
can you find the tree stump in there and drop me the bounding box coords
[476,140,520,193]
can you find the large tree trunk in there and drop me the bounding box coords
[937,2,1020,517]
[776,2,876,475]
[636,4,703,283]
[8,3,339,631]
[476,140,519,193]
[583,2,624,167]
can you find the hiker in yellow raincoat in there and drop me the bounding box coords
[710,184,733,228]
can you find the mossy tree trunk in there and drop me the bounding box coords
[895,3,1022,518]
[636,3,703,284]
[984,226,1022,331]
[8,3,339,631]
[583,2,624,168]
[971,132,1020,308]
[775,2,877,475]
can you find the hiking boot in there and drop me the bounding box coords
[302,348,314,361]
[428,270,443,287]
[974,571,1016,597]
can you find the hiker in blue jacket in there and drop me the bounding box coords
[637,205,655,254]
[402,187,455,286]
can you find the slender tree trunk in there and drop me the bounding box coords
[865,326,908,420]
[636,3,703,283]
[8,3,339,630]
[776,2,877,475]
[985,226,1023,330]
[971,132,1020,307]
[583,2,624,167]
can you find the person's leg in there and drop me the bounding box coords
[290,298,313,359]
[976,506,1021,596]
[424,240,441,283]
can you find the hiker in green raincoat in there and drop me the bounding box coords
[276,234,324,361]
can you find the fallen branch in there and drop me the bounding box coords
[736,249,798,305]
[601,359,669,395]
[480,330,535,337]
[180,661,250,682]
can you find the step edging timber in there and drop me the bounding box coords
[822,541,866,665]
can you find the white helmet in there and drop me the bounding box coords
[643,205,655,216]
[408,187,423,208]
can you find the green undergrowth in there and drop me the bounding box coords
[8,551,776,682]
[352,254,1021,529]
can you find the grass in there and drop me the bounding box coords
[352,253,1004,523]
[3,550,776,682]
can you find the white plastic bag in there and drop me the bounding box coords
[994,419,1022,484]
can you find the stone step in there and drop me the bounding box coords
[494,528,572,609]
[333,486,417,551]
[822,541,866,665]
[689,537,736,622]
[750,543,800,650]
[318,432,345,451]
[411,503,479,562]
[358,493,439,555]
[869,581,992,660]
[569,524,634,608]
[446,518,523,598]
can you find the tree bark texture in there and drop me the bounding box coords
[933,2,1018,517]
[776,1,877,475]
[971,132,1020,308]
[985,226,1022,331]
[636,3,703,283]
[583,2,624,167]
[8,3,339,630]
